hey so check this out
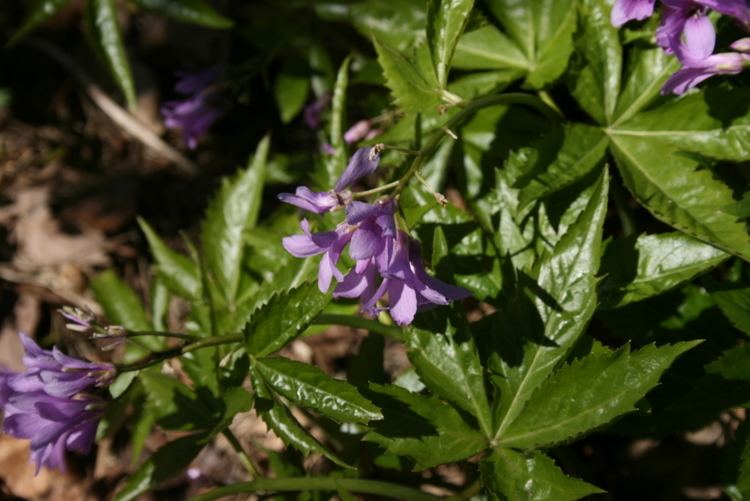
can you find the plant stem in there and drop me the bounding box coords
[116,334,243,372]
[190,477,440,501]
[351,180,401,199]
[312,314,403,341]
[222,429,260,479]
[393,93,560,196]
[126,330,199,342]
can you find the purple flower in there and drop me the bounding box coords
[611,0,656,26]
[304,94,331,129]
[661,51,749,93]
[282,219,353,292]
[0,335,113,472]
[344,120,373,144]
[657,1,750,55]
[278,187,340,214]
[59,306,95,333]
[161,68,223,150]
[335,147,381,192]
[731,37,750,52]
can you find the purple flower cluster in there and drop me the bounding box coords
[612,0,750,94]
[0,335,114,472]
[161,68,223,149]
[280,147,469,325]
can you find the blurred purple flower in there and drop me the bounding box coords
[0,335,113,472]
[611,0,656,26]
[731,37,750,52]
[662,51,749,93]
[161,68,223,150]
[58,306,95,333]
[304,93,331,129]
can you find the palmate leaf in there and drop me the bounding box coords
[250,367,350,468]
[201,135,269,303]
[406,326,492,437]
[492,169,609,439]
[454,0,577,88]
[245,281,331,357]
[426,0,474,87]
[373,37,442,114]
[363,383,487,470]
[599,232,729,309]
[7,0,73,47]
[253,357,382,424]
[480,448,603,501]
[129,0,233,28]
[87,0,137,108]
[498,341,699,449]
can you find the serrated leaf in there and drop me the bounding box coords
[250,367,350,467]
[129,0,232,28]
[499,341,699,449]
[7,0,73,47]
[406,326,492,437]
[274,58,310,123]
[707,344,750,380]
[713,287,750,337]
[568,0,621,124]
[493,170,609,440]
[373,37,442,114]
[201,135,269,302]
[88,0,137,107]
[426,0,474,86]
[599,232,729,309]
[609,133,750,262]
[253,357,382,424]
[138,218,200,299]
[453,25,528,71]
[515,123,608,205]
[114,433,207,501]
[245,281,331,357]
[480,448,604,501]
[482,0,578,88]
[363,383,487,470]
[325,57,350,187]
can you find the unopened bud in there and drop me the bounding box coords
[59,306,96,332]
[731,37,750,53]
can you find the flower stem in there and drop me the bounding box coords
[189,477,440,501]
[351,180,400,199]
[394,92,560,196]
[312,314,403,341]
[125,330,199,342]
[116,334,243,372]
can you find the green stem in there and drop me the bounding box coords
[312,314,403,341]
[126,330,199,342]
[116,334,243,372]
[190,477,439,501]
[222,429,260,479]
[394,93,559,196]
[351,180,401,199]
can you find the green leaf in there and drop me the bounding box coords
[274,58,310,124]
[707,343,750,380]
[253,357,382,424]
[140,372,216,431]
[406,326,492,437]
[325,57,350,186]
[250,367,350,468]
[245,281,331,357]
[599,232,729,309]
[7,0,73,47]
[712,287,750,337]
[426,0,474,87]
[91,270,150,331]
[499,341,699,449]
[129,0,232,28]
[201,135,269,302]
[493,169,609,440]
[515,123,608,205]
[609,133,750,262]
[88,0,137,107]
[138,218,200,299]
[363,383,487,470]
[453,25,528,71]
[114,433,207,501]
[480,448,604,501]
[483,0,578,88]
[373,37,442,114]
[568,0,621,124]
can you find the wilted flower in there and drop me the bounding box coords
[0,334,114,472]
[161,68,223,150]
[58,306,95,333]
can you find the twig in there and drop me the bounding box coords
[23,37,199,176]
